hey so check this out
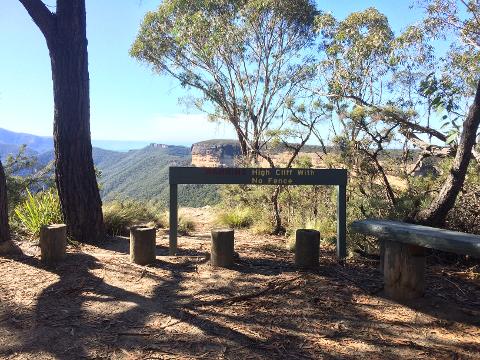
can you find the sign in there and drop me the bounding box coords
[169,167,347,259]
[169,167,347,186]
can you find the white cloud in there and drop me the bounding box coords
[89,112,237,145]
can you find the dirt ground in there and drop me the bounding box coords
[1,207,479,360]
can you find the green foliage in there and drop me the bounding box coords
[446,162,480,235]
[4,145,55,212]
[160,210,196,236]
[97,145,219,207]
[219,184,273,231]
[421,0,480,96]
[281,185,337,241]
[14,189,63,239]
[4,144,222,212]
[216,207,254,229]
[103,199,164,236]
[218,183,338,240]
[177,214,196,236]
[131,0,320,161]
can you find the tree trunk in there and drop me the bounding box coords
[234,127,248,158]
[271,186,285,235]
[0,161,10,244]
[19,0,105,243]
[415,80,480,227]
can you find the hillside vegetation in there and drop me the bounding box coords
[97,145,219,207]
[1,128,219,208]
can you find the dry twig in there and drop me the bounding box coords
[190,275,303,306]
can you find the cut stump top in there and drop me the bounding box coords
[351,219,480,258]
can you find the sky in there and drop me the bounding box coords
[0,0,424,147]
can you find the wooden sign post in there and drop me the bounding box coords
[169,167,348,259]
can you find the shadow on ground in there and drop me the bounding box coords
[0,240,479,359]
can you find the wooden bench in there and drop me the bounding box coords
[351,219,480,301]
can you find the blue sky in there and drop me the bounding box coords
[0,0,423,147]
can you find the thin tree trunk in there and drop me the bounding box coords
[371,154,396,206]
[0,160,10,244]
[19,0,105,243]
[271,186,285,235]
[234,127,248,158]
[415,80,480,227]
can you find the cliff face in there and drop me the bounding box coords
[191,140,325,167]
[191,140,242,167]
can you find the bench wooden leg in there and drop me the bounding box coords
[383,241,426,301]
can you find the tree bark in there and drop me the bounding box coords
[210,229,235,268]
[415,80,480,227]
[19,0,105,243]
[383,241,426,301]
[130,226,156,265]
[295,229,320,268]
[0,161,10,244]
[271,186,285,235]
[40,224,66,265]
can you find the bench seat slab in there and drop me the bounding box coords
[351,220,480,258]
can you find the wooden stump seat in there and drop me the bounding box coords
[130,225,156,265]
[211,229,235,268]
[40,224,67,266]
[295,229,320,268]
[351,220,480,301]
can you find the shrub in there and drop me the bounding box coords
[445,163,480,234]
[252,219,274,235]
[103,199,164,236]
[216,207,254,229]
[159,211,196,236]
[4,146,55,213]
[14,189,63,239]
[178,214,195,236]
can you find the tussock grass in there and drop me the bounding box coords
[160,211,196,236]
[103,199,164,236]
[216,207,254,229]
[14,189,63,239]
[178,215,195,235]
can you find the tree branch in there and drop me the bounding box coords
[472,147,480,164]
[415,79,480,226]
[18,0,55,40]
[323,92,449,143]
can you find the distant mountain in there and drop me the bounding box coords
[0,128,160,153]
[0,128,53,154]
[97,144,219,207]
[91,140,152,152]
[0,128,219,207]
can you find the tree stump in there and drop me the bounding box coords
[130,226,156,265]
[383,240,426,301]
[211,229,234,268]
[379,238,385,272]
[40,224,67,265]
[295,229,320,268]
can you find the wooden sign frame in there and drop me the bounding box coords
[169,167,348,259]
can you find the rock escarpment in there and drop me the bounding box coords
[191,140,242,167]
[191,140,326,167]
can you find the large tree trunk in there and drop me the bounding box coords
[415,80,480,227]
[0,161,10,244]
[19,0,105,243]
[50,2,105,243]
